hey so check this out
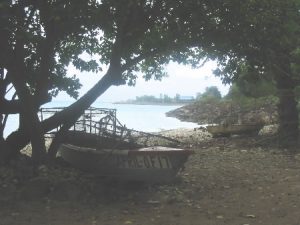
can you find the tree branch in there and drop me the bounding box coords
[121,48,160,71]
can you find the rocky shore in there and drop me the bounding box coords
[166,99,278,125]
[157,128,212,146]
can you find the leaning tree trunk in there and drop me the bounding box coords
[4,35,125,162]
[4,62,122,161]
[275,74,299,147]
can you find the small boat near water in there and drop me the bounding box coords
[59,143,193,183]
[43,107,194,183]
[206,123,264,137]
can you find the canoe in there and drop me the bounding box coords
[206,123,264,137]
[58,144,193,183]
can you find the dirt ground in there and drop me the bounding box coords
[1,135,300,225]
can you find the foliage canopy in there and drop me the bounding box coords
[1,0,300,162]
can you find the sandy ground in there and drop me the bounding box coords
[1,130,300,225]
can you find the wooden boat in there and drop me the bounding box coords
[58,143,193,183]
[42,107,193,182]
[206,123,264,137]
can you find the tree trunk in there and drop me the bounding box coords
[276,75,299,147]
[4,32,124,162]
[5,8,47,163]
[47,125,68,159]
[0,138,10,165]
[4,65,119,161]
[9,60,47,163]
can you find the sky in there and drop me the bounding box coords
[56,60,230,102]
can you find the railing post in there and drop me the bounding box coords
[113,110,117,136]
[40,108,43,121]
[90,108,92,133]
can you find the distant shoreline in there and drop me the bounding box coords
[113,101,189,106]
[112,101,195,106]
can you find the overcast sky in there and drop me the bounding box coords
[56,60,230,102]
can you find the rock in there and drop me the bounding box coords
[38,165,48,174]
[259,124,279,136]
[147,200,160,205]
[157,128,212,145]
[245,214,256,218]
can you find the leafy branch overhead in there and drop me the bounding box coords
[0,0,300,163]
[0,0,213,162]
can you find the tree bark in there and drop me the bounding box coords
[47,124,69,159]
[8,5,47,163]
[275,74,299,147]
[10,76,47,163]
[0,138,9,165]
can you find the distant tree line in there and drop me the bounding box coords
[124,94,195,104]
[197,82,280,117]
[196,86,222,100]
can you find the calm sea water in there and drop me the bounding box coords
[4,101,197,137]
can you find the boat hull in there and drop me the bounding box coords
[58,144,193,182]
[207,124,264,137]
